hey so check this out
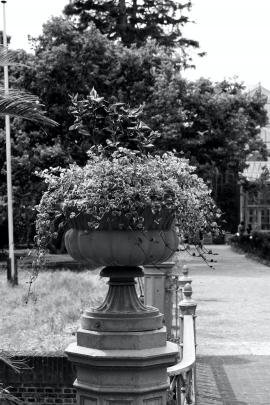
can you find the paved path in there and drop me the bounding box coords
[178,245,270,404]
[197,355,270,404]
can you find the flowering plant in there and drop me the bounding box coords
[35,88,219,255]
[36,146,217,252]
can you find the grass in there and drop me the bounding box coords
[0,268,107,354]
[2,245,270,356]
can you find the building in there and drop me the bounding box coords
[240,85,270,231]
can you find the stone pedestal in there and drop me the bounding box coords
[66,266,179,405]
[143,262,175,336]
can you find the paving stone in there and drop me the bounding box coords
[196,355,270,405]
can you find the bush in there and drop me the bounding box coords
[230,231,270,261]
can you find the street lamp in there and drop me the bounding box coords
[1,0,16,284]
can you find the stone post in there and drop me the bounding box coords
[143,262,175,337]
[66,266,179,405]
[177,265,192,302]
[179,283,197,356]
[173,265,193,340]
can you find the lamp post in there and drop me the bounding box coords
[1,0,16,285]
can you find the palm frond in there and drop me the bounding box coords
[0,351,26,374]
[0,45,25,67]
[0,386,24,404]
[0,88,58,127]
[0,353,27,404]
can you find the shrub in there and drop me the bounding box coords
[230,231,270,261]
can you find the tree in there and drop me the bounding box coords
[146,77,268,174]
[143,75,268,230]
[64,0,199,54]
[17,18,182,163]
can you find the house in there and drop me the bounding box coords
[239,85,270,231]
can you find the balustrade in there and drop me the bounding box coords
[143,263,197,403]
[172,265,192,340]
[167,283,197,405]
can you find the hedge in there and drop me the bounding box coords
[230,231,270,261]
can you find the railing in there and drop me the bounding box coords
[172,265,193,341]
[167,283,197,405]
[142,263,197,403]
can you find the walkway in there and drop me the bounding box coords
[179,245,270,404]
[197,355,270,405]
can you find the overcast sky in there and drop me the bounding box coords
[2,0,270,90]
[182,0,270,89]
[2,0,67,50]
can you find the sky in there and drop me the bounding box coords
[1,0,67,50]
[1,0,270,90]
[182,0,270,90]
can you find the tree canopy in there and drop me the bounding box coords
[64,0,199,52]
[144,76,268,176]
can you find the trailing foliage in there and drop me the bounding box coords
[36,148,217,249]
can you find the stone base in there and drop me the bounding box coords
[66,340,178,405]
[65,266,179,404]
[77,389,168,405]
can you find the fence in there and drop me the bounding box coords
[143,262,197,404]
[167,283,197,404]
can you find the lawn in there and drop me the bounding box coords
[0,247,201,355]
[2,245,270,356]
[0,247,222,355]
[0,267,106,354]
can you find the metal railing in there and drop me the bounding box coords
[167,282,197,405]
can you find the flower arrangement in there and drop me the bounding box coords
[35,89,219,259]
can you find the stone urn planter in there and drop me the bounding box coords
[64,223,179,404]
[63,212,180,403]
[65,227,179,266]
[35,90,218,404]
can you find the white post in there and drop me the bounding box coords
[2,0,16,284]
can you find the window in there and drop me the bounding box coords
[261,208,270,230]
[247,208,257,226]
